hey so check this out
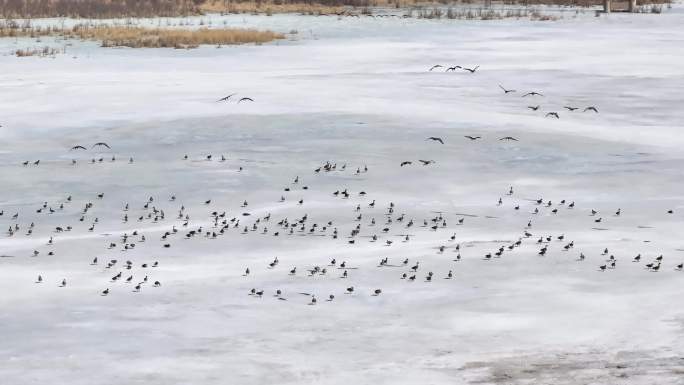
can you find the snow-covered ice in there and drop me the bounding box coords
[1,6,683,384]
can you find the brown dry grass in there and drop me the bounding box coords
[14,46,65,57]
[0,21,284,49]
[68,25,285,48]
[0,0,200,18]
[0,21,59,38]
[201,1,347,15]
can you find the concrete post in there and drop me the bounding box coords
[603,0,611,12]
[628,0,637,12]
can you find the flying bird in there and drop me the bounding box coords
[464,135,481,141]
[445,66,461,72]
[527,105,540,111]
[429,65,443,71]
[238,97,254,103]
[463,66,479,73]
[499,136,518,141]
[400,161,412,167]
[545,112,560,119]
[499,85,516,94]
[418,160,435,165]
[584,106,599,113]
[564,106,578,111]
[522,92,543,97]
[92,142,111,149]
[70,145,86,151]
[217,93,236,102]
[427,137,444,144]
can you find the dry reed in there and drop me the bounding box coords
[0,21,284,48]
[68,25,284,48]
[14,46,64,57]
[201,1,347,15]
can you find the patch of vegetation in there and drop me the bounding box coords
[201,1,348,15]
[0,0,672,18]
[73,25,284,48]
[0,0,202,18]
[14,45,64,57]
[0,21,284,49]
[410,6,560,20]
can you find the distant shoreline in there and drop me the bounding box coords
[0,0,672,19]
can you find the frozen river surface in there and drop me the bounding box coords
[1,6,684,385]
